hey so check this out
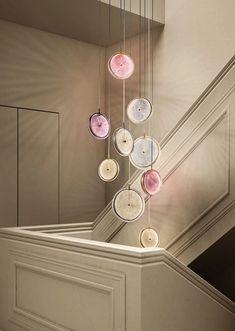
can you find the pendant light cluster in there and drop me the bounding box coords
[89,0,161,247]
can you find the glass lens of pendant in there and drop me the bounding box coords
[98,159,119,182]
[127,98,152,124]
[130,136,160,169]
[140,228,159,247]
[89,113,110,139]
[113,127,134,156]
[112,188,145,222]
[141,169,162,195]
[108,53,134,80]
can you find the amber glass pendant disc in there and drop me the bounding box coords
[98,158,119,182]
[89,112,110,139]
[140,228,159,248]
[112,188,145,222]
[127,97,152,124]
[113,127,134,156]
[130,136,160,169]
[108,53,134,80]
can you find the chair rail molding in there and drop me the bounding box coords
[0,228,234,330]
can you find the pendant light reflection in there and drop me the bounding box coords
[89,112,110,139]
[113,127,134,156]
[108,53,134,80]
[112,188,145,222]
[130,136,160,169]
[141,169,162,196]
[127,97,152,124]
[98,158,119,182]
[140,228,159,248]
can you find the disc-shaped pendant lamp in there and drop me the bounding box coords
[89,112,110,139]
[98,158,119,182]
[127,97,152,124]
[113,127,134,156]
[130,136,160,169]
[112,188,145,222]
[141,169,162,195]
[108,53,134,80]
[140,228,159,247]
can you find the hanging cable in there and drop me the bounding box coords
[98,0,102,113]
[107,0,112,158]
[122,0,126,128]
[151,0,154,108]
[144,0,148,136]
[148,0,152,228]
[139,0,142,98]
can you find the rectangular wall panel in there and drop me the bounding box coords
[19,110,59,226]
[0,106,17,227]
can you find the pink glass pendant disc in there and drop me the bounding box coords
[141,169,162,195]
[89,112,110,139]
[108,53,134,80]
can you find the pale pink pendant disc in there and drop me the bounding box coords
[89,112,110,139]
[108,53,134,80]
[141,169,162,195]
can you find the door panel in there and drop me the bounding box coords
[0,106,17,227]
[18,109,59,226]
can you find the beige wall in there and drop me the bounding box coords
[109,0,235,244]
[0,19,106,225]
[154,0,235,140]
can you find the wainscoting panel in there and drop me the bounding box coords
[9,249,125,331]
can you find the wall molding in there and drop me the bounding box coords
[20,222,94,234]
[164,108,230,247]
[9,249,126,331]
[169,199,235,258]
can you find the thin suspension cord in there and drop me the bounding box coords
[107,0,111,158]
[147,191,151,227]
[144,0,147,136]
[122,0,126,128]
[147,0,151,137]
[98,0,102,112]
[120,0,123,53]
[151,0,154,107]
[129,0,132,57]
[123,0,126,53]
[122,80,126,127]
[148,0,153,228]
[127,0,131,190]
[139,0,142,97]
[148,2,151,103]
[143,0,146,98]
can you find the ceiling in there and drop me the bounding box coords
[0,0,162,46]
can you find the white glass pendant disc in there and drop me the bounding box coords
[112,188,145,222]
[130,136,160,169]
[127,98,152,124]
[140,228,159,248]
[98,158,119,182]
[113,127,134,156]
[89,112,110,139]
[108,53,134,80]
